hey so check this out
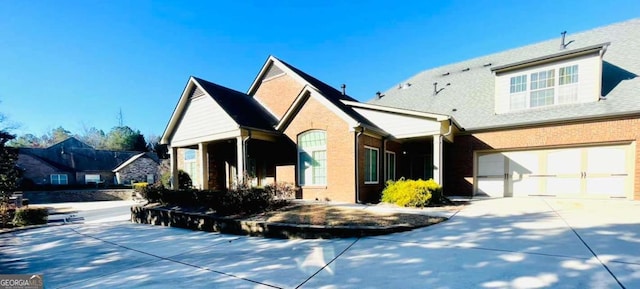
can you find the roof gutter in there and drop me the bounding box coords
[464,110,640,133]
[491,42,610,73]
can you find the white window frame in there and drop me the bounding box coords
[364,146,379,184]
[183,149,197,183]
[85,174,101,184]
[298,130,327,186]
[51,174,68,185]
[385,151,396,181]
[508,64,579,111]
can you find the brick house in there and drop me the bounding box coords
[17,137,158,186]
[161,19,640,202]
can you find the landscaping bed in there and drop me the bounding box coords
[131,202,452,239]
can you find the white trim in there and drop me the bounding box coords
[385,151,396,181]
[364,146,379,184]
[276,86,359,132]
[342,100,451,121]
[161,77,242,145]
[262,72,286,82]
[247,56,309,97]
[113,152,146,172]
[297,130,328,187]
[170,129,242,148]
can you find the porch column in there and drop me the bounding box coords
[170,146,178,189]
[236,136,245,185]
[433,135,443,185]
[198,142,209,190]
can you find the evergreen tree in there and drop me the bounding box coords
[0,130,19,227]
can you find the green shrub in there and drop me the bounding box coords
[160,172,171,188]
[178,170,192,189]
[140,179,288,216]
[381,178,442,207]
[264,182,297,200]
[13,208,48,226]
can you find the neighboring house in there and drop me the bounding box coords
[161,19,640,202]
[113,152,160,185]
[17,137,157,186]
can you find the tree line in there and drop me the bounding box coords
[8,125,168,157]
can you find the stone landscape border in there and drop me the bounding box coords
[130,205,440,239]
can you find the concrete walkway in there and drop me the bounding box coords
[1,198,638,288]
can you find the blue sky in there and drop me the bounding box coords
[0,1,637,138]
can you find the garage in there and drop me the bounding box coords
[475,143,634,198]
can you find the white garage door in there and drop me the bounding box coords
[476,144,632,198]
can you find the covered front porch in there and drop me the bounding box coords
[169,129,295,190]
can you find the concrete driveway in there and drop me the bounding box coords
[1,198,638,288]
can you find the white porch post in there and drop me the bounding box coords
[170,146,179,189]
[433,135,443,185]
[236,136,245,185]
[198,142,209,190]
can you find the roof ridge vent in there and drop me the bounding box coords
[560,31,574,50]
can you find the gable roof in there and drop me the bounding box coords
[368,18,640,131]
[161,77,278,144]
[112,152,158,172]
[20,137,141,172]
[251,56,384,134]
[193,77,278,131]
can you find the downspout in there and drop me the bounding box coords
[355,127,364,203]
[383,137,388,182]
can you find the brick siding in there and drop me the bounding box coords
[253,74,304,120]
[446,117,640,200]
[283,95,356,202]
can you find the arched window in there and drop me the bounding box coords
[298,130,327,186]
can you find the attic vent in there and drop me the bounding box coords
[189,86,205,99]
[442,72,450,76]
[461,67,470,72]
[483,63,492,67]
[264,64,285,80]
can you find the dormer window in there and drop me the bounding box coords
[508,65,579,111]
[493,43,607,115]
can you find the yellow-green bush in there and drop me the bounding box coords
[133,182,149,192]
[381,178,442,207]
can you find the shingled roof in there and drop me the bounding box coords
[20,137,141,172]
[368,18,640,131]
[193,77,278,131]
[276,58,383,132]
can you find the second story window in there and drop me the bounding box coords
[508,65,579,111]
[558,65,579,104]
[530,69,555,108]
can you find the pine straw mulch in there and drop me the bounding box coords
[243,202,466,227]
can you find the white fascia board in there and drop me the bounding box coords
[308,88,359,127]
[247,56,309,96]
[275,86,359,132]
[170,129,242,148]
[342,100,450,121]
[160,77,197,145]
